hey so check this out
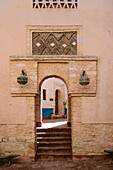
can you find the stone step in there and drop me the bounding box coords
[37,141,71,147]
[36,152,72,160]
[36,132,71,137]
[37,137,71,142]
[37,132,71,134]
[38,146,71,150]
[36,127,72,160]
[38,147,71,153]
[37,152,72,156]
[37,128,71,133]
[37,156,72,160]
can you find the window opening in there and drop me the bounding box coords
[33,0,78,9]
[43,89,46,100]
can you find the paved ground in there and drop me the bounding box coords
[0,159,113,170]
[39,118,67,129]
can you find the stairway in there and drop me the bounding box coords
[36,127,72,160]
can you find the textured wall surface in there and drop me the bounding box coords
[71,96,113,156]
[0,97,36,157]
[0,0,113,157]
[10,60,38,94]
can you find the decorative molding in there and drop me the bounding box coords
[26,25,83,55]
[10,55,97,61]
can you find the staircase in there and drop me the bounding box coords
[36,127,72,160]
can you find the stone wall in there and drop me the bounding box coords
[1,54,113,158]
[0,97,36,157]
[71,96,113,156]
[69,60,97,94]
[4,55,98,157]
[72,123,113,156]
[10,60,38,95]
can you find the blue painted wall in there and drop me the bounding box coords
[42,108,67,117]
[42,108,53,118]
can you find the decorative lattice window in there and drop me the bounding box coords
[33,0,78,9]
[32,32,77,55]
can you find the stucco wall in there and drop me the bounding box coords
[0,0,113,124]
[0,0,113,157]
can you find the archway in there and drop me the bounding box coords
[39,76,68,128]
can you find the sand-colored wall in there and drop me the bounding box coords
[0,0,113,157]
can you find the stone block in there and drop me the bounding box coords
[2,138,9,142]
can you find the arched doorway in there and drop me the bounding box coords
[55,89,64,116]
[40,76,68,128]
[35,75,71,161]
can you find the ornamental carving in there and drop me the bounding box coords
[32,32,77,55]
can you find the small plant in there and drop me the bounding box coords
[63,101,67,108]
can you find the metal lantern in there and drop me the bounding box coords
[17,69,28,85]
[79,69,90,85]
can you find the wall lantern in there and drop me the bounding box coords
[17,69,28,85]
[79,69,90,85]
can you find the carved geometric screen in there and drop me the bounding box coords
[33,0,78,9]
[32,32,77,55]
